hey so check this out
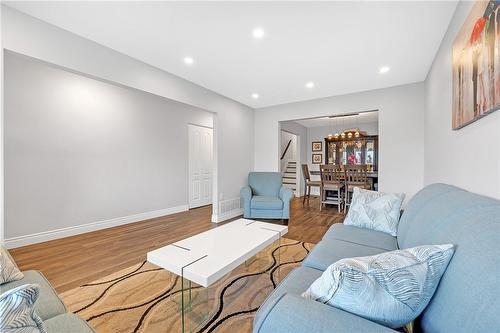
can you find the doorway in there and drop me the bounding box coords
[280,130,299,196]
[188,124,213,209]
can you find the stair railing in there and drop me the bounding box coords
[280,139,292,160]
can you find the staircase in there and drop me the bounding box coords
[282,160,297,195]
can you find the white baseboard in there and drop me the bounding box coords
[211,208,243,223]
[4,205,189,249]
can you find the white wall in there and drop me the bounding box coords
[255,83,425,201]
[4,52,214,246]
[1,6,254,241]
[280,121,308,195]
[424,1,500,199]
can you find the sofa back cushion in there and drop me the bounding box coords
[397,183,500,333]
[248,172,282,197]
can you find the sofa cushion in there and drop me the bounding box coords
[0,284,47,333]
[1,246,24,284]
[0,271,66,321]
[303,238,387,271]
[323,224,397,251]
[251,196,283,210]
[254,266,322,331]
[303,244,455,329]
[43,313,95,333]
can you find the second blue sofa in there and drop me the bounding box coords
[254,183,500,333]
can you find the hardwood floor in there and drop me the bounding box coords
[9,196,344,293]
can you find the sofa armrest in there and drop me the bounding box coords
[240,186,253,217]
[254,293,396,333]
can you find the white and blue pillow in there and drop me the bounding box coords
[302,244,455,328]
[1,246,24,284]
[0,284,46,333]
[344,187,405,236]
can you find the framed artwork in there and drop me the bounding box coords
[312,141,322,152]
[452,0,500,130]
[312,153,323,164]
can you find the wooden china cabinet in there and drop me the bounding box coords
[324,129,378,171]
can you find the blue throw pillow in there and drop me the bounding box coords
[302,244,455,328]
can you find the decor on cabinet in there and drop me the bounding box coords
[452,0,500,130]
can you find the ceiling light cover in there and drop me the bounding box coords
[379,66,390,74]
[184,57,194,65]
[252,28,265,39]
[305,81,315,88]
[252,93,259,99]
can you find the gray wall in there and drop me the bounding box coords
[424,1,500,199]
[5,52,213,239]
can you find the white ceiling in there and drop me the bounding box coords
[5,1,457,109]
[294,111,378,128]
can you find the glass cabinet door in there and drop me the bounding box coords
[327,142,336,164]
[365,140,374,165]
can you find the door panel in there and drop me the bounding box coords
[188,125,213,208]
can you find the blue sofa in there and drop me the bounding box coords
[254,183,500,332]
[241,172,293,221]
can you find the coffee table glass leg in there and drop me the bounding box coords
[276,236,281,282]
[180,276,209,333]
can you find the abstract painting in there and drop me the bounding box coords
[452,1,500,129]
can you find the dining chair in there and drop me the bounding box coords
[301,164,321,205]
[344,164,370,212]
[319,164,345,212]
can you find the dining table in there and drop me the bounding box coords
[309,170,378,190]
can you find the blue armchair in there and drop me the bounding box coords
[240,172,293,222]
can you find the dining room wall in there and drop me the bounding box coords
[254,83,425,202]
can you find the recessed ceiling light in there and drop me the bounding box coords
[183,57,194,65]
[379,66,390,74]
[252,28,265,39]
[305,81,315,89]
[252,93,259,99]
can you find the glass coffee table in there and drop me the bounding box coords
[147,218,288,332]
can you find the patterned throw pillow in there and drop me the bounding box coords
[302,244,455,329]
[344,187,405,236]
[1,246,24,284]
[0,284,47,333]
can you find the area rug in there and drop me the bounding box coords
[61,238,314,333]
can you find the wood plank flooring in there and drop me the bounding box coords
[9,196,344,293]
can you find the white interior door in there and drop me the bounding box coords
[188,124,213,209]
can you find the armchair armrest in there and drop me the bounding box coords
[240,186,252,218]
[254,293,396,333]
[279,186,293,219]
[279,186,293,202]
